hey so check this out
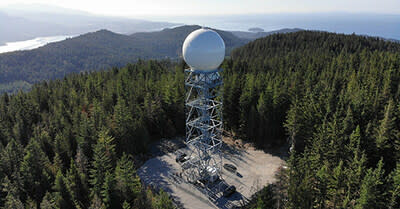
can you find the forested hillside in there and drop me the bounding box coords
[221,31,400,208]
[1,30,400,209]
[230,28,302,40]
[0,25,247,94]
[0,60,184,208]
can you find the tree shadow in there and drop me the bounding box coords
[236,172,243,178]
[213,190,248,209]
[137,157,175,194]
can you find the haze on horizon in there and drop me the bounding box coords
[0,0,399,17]
[1,0,400,53]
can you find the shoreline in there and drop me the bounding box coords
[0,34,76,54]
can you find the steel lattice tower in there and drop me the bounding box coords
[183,68,223,183]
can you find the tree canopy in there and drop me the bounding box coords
[1,30,400,208]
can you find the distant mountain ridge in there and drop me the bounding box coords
[0,25,253,93]
[0,25,305,93]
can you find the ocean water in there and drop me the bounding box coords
[0,35,75,54]
[1,13,399,54]
[151,13,400,40]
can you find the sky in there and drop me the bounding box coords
[0,0,399,17]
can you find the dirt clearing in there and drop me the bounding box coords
[138,137,286,209]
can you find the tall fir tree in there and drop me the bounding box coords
[20,138,52,207]
[89,130,115,198]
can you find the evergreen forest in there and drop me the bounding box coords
[0,31,400,208]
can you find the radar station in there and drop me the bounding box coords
[181,28,225,186]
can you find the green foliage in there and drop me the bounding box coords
[389,164,400,209]
[375,100,399,168]
[40,192,57,209]
[88,194,106,209]
[0,139,24,179]
[227,31,400,208]
[53,171,74,209]
[20,138,52,206]
[114,154,142,205]
[355,160,385,209]
[0,60,181,208]
[1,30,400,208]
[89,130,115,198]
[101,171,116,208]
[246,185,278,209]
[2,177,24,209]
[66,158,88,208]
[151,189,174,209]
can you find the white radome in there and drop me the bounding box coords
[182,28,225,71]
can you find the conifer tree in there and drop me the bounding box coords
[66,158,88,208]
[328,161,345,208]
[89,194,106,209]
[375,100,398,170]
[53,171,74,209]
[2,177,24,209]
[89,130,115,198]
[0,139,24,178]
[115,153,141,204]
[40,192,57,209]
[315,164,328,209]
[20,139,51,207]
[355,159,385,209]
[389,163,400,209]
[152,189,174,209]
[112,97,134,154]
[101,171,116,208]
[344,127,367,208]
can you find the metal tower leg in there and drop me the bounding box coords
[183,68,223,185]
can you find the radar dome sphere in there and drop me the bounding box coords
[182,28,225,71]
